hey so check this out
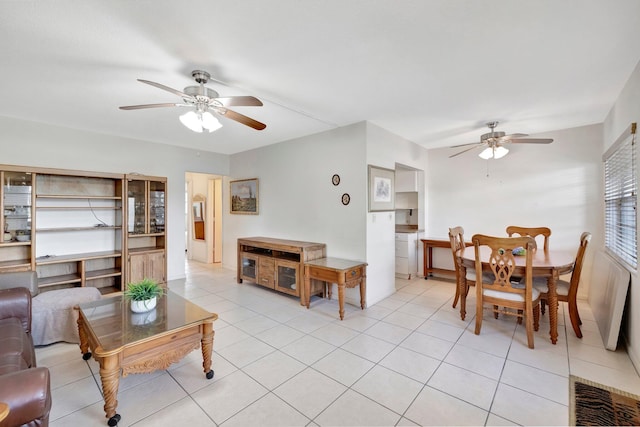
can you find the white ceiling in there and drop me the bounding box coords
[2,1,640,155]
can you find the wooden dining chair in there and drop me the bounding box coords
[448,227,474,320]
[533,232,591,338]
[506,226,551,252]
[472,234,541,349]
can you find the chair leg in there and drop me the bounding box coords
[493,305,499,319]
[525,309,535,349]
[534,304,540,332]
[460,282,469,321]
[541,299,546,315]
[452,279,460,309]
[568,300,583,338]
[475,294,483,335]
[517,309,523,324]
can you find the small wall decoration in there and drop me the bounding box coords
[368,165,395,211]
[341,193,350,205]
[332,174,341,186]
[230,178,259,214]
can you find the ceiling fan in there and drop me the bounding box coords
[119,70,266,132]
[449,121,553,159]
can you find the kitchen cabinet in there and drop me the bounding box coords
[395,232,418,279]
[395,169,418,192]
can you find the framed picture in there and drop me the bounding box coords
[368,165,395,211]
[230,178,259,214]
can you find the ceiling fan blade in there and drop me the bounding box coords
[119,103,186,110]
[137,79,194,100]
[501,133,528,139]
[507,138,554,144]
[213,96,263,107]
[450,142,482,148]
[218,109,266,130]
[449,144,483,158]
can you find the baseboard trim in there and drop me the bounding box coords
[623,332,640,376]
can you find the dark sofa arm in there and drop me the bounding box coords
[0,287,32,334]
[0,367,51,427]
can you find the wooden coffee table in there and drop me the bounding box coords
[77,291,218,426]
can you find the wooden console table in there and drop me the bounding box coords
[304,258,367,320]
[237,237,326,305]
[421,238,470,279]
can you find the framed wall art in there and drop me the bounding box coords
[368,165,395,211]
[230,178,259,214]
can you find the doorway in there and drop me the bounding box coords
[185,172,223,264]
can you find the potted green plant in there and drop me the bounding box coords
[124,278,165,313]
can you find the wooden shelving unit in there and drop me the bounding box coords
[1,165,168,295]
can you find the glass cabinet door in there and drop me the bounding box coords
[241,255,257,280]
[275,261,299,295]
[3,171,32,242]
[127,180,146,234]
[149,181,165,234]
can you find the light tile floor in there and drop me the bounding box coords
[42,261,640,426]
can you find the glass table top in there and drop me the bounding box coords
[78,290,217,352]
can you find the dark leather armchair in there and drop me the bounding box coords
[0,287,52,427]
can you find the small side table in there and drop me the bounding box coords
[0,402,9,422]
[421,238,470,279]
[304,258,367,320]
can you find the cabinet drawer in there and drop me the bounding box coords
[257,257,275,288]
[345,267,363,281]
[395,233,408,241]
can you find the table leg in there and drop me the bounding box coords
[359,275,366,310]
[201,321,215,379]
[304,266,311,309]
[426,246,434,279]
[98,354,121,426]
[423,241,428,279]
[338,282,345,320]
[548,273,559,344]
[77,314,91,359]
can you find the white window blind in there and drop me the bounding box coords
[604,123,637,269]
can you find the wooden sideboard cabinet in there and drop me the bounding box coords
[237,237,326,305]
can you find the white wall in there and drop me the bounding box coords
[224,122,368,304]
[426,123,603,297]
[366,123,430,304]
[603,58,640,369]
[0,116,230,281]
[225,121,431,307]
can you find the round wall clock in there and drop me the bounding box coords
[341,193,351,205]
[332,174,341,186]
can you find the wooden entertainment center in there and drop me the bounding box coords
[0,164,167,295]
[236,237,326,305]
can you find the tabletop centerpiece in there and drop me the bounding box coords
[124,278,165,313]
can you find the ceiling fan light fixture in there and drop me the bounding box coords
[179,110,222,133]
[201,111,222,132]
[494,146,509,159]
[478,145,509,160]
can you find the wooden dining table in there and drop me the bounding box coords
[459,246,575,344]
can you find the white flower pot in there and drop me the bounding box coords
[130,296,157,313]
